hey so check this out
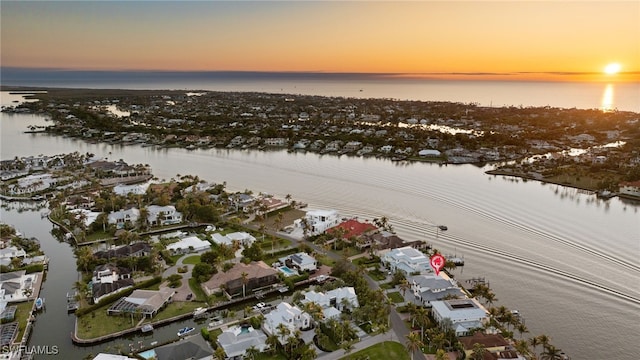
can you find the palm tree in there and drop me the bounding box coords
[266,334,280,355]
[541,344,563,360]
[434,349,448,360]
[405,332,424,360]
[514,339,532,359]
[529,336,541,357]
[276,323,290,345]
[244,345,259,360]
[516,323,528,339]
[399,278,410,297]
[537,334,551,349]
[414,307,431,342]
[241,271,249,298]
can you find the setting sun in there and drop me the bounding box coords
[604,63,622,75]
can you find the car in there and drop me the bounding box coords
[256,302,266,309]
[316,275,328,283]
[186,293,193,300]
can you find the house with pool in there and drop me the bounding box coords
[278,252,317,274]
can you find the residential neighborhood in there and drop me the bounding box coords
[0,147,594,360]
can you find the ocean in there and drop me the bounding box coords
[2,68,639,112]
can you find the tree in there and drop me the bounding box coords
[470,342,487,360]
[399,278,410,297]
[244,345,259,360]
[435,349,448,360]
[541,344,563,360]
[405,332,424,360]
[241,271,249,297]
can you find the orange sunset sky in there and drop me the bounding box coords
[1,1,639,82]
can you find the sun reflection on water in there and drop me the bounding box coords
[601,84,614,112]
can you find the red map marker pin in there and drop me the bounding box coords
[430,254,446,276]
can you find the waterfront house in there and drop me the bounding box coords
[112,183,149,196]
[294,209,341,235]
[166,236,211,254]
[619,180,640,197]
[217,325,269,359]
[229,193,256,212]
[107,288,174,318]
[262,302,312,344]
[201,261,279,297]
[381,246,432,275]
[0,246,26,261]
[327,219,377,243]
[0,270,36,302]
[108,208,140,229]
[408,273,465,306]
[430,298,488,337]
[363,231,427,251]
[91,264,134,303]
[93,242,151,260]
[459,332,512,359]
[146,205,182,226]
[145,335,214,360]
[279,252,317,272]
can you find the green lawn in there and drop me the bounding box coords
[340,341,410,360]
[367,269,387,281]
[182,255,202,265]
[188,278,209,303]
[147,301,206,322]
[76,305,137,339]
[386,291,405,303]
[14,300,34,342]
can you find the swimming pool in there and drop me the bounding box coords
[278,265,298,276]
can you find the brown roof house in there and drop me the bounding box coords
[201,261,279,298]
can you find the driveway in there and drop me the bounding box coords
[160,253,197,302]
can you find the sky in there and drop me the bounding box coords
[1,1,639,81]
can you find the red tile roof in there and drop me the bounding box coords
[327,219,377,239]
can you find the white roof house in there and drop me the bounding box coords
[226,232,256,246]
[301,286,359,312]
[217,325,268,359]
[430,298,488,337]
[408,274,465,306]
[262,302,311,343]
[381,246,432,275]
[418,149,442,157]
[146,205,182,226]
[0,270,37,302]
[294,209,341,235]
[108,208,140,229]
[113,182,149,196]
[166,236,211,254]
[279,252,317,272]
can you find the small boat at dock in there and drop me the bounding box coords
[35,297,44,310]
[177,327,195,337]
[193,307,207,319]
[141,324,154,333]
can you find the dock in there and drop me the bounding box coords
[67,292,79,313]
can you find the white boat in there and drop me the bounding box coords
[141,324,154,333]
[35,298,44,310]
[177,327,195,337]
[193,307,207,318]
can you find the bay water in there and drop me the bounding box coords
[1,84,639,359]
